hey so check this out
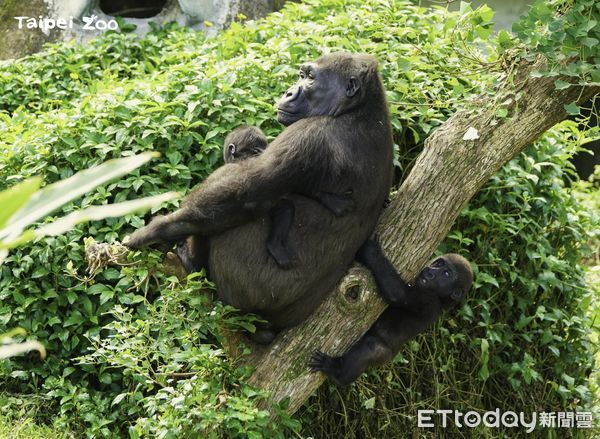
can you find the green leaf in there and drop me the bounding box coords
[1,153,160,241]
[100,289,115,305]
[495,107,508,118]
[515,316,534,330]
[112,393,128,406]
[564,102,579,115]
[479,363,489,381]
[582,37,598,48]
[34,192,178,238]
[0,178,42,229]
[477,272,499,288]
[554,79,571,90]
[363,397,376,409]
[497,30,513,49]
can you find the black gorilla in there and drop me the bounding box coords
[127,53,394,336]
[179,125,356,273]
[309,242,473,386]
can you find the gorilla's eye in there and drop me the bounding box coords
[443,270,450,277]
[299,70,306,79]
[432,258,445,268]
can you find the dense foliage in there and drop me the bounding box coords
[0,0,597,437]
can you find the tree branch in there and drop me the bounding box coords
[245,59,600,414]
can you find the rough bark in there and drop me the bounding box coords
[245,59,600,414]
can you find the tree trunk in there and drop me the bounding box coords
[246,59,600,414]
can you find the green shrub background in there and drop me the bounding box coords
[0,0,597,437]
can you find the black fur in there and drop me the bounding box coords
[309,247,473,385]
[127,53,394,332]
[223,126,268,163]
[181,125,356,272]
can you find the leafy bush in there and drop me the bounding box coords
[0,0,596,437]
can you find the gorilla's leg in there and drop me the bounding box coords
[176,235,210,275]
[266,199,296,269]
[127,212,201,250]
[309,332,393,386]
[355,239,408,306]
[249,323,277,345]
[128,200,257,251]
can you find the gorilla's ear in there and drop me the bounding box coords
[346,76,360,97]
[228,143,236,156]
[450,289,464,302]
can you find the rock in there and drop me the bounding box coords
[0,0,289,60]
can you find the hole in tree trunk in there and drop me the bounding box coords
[345,285,360,302]
[100,0,167,18]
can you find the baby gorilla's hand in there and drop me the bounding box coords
[308,350,338,373]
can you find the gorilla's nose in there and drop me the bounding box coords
[283,85,300,101]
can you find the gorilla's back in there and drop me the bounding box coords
[210,110,393,330]
[210,189,386,329]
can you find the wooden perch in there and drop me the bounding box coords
[245,59,600,414]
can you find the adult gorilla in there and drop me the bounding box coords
[127,52,394,332]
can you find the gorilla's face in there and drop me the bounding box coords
[277,59,362,126]
[415,256,465,302]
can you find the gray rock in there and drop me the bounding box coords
[0,0,288,60]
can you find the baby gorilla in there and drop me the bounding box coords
[309,241,473,385]
[178,126,355,273]
[223,125,268,162]
[222,126,297,268]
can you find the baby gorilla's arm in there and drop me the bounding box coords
[355,239,409,305]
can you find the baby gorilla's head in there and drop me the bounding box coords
[223,126,268,163]
[415,253,473,307]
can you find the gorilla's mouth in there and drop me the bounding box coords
[277,109,297,117]
[277,109,300,126]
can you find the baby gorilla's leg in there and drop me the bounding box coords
[309,332,393,385]
[266,199,296,269]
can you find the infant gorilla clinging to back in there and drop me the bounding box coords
[176,126,355,273]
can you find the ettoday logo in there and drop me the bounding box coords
[417,409,593,432]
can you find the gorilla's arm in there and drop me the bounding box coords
[355,239,409,305]
[127,133,324,249]
[314,190,355,217]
